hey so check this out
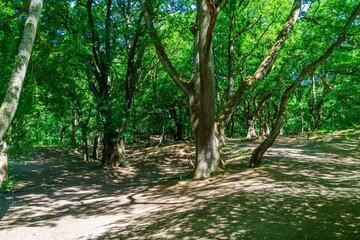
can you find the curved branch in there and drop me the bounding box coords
[0,0,30,23]
[139,0,191,97]
[217,0,302,131]
[314,73,354,100]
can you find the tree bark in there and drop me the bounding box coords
[0,142,8,185]
[92,132,100,160]
[70,109,77,146]
[246,116,257,139]
[0,0,43,141]
[77,112,89,162]
[59,124,68,144]
[101,129,125,166]
[279,125,284,136]
[259,107,267,137]
[0,0,43,184]
[192,0,222,179]
[169,105,184,141]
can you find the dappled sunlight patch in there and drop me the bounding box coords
[1,140,360,239]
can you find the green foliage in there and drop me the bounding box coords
[0,176,18,194]
[0,0,359,155]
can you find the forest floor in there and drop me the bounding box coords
[1,136,360,240]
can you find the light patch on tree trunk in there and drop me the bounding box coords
[0,141,8,184]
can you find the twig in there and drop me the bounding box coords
[0,0,30,23]
[314,73,354,100]
[36,30,61,63]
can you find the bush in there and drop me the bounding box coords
[0,176,18,194]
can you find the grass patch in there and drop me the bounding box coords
[308,126,360,140]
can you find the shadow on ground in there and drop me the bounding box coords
[0,139,359,239]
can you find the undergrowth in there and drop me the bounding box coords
[0,176,18,194]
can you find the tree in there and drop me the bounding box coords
[0,0,43,184]
[141,0,302,178]
[250,2,360,168]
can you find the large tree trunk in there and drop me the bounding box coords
[246,116,257,139]
[0,0,43,141]
[101,128,125,167]
[86,0,126,167]
[192,0,223,179]
[0,142,8,185]
[0,0,43,184]
[100,104,126,166]
[140,0,224,178]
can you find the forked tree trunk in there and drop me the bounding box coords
[141,0,302,178]
[191,0,225,179]
[246,116,257,138]
[99,98,126,166]
[249,2,360,167]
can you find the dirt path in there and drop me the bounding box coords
[1,139,360,239]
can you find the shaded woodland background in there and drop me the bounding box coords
[0,0,359,183]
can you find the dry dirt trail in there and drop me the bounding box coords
[1,138,360,239]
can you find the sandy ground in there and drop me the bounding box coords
[1,137,360,239]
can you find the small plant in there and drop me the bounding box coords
[120,158,128,166]
[178,170,183,180]
[0,176,18,194]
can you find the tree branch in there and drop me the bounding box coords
[204,0,218,57]
[314,73,354,100]
[217,0,302,130]
[0,0,30,24]
[139,0,191,97]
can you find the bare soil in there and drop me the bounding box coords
[1,137,360,239]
